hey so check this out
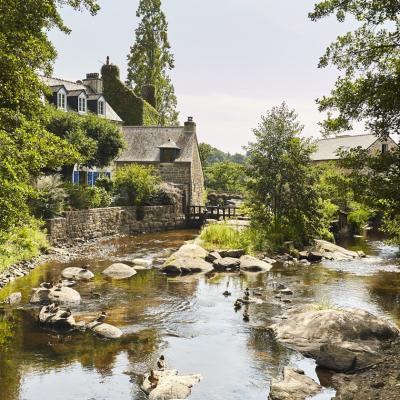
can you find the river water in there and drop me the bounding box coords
[0,230,399,400]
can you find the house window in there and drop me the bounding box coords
[57,91,66,110]
[160,149,179,163]
[98,100,105,115]
[382,143,389,154]
[78,96,86,113]
[73,171,80,185]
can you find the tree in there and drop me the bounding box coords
[246,103,321,247]
[46,107,125,180]
[205,161,246,194]
[126,0,179,126]
[0,0,99,231]
[199,142,246,167]
[309,1,400,137]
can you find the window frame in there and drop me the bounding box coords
[57,89,67,111]
[382,143,389,154]
[98,99,105,115]
[78,93,87,114]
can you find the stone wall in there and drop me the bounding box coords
[46,205,186,245]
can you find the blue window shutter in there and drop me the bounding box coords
[88,171,94,186]
[93,172,99,184]
[73,171,79,185]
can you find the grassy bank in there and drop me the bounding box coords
[199,223,268,255]
[0,222,49,273]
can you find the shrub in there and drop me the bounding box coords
[31,174,67,219]
[348,202,373,234]
[114,164,161,206]
[65,184,112,209]
[0,220,49,272]
[95,176,114,193]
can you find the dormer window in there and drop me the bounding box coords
[159,139,181,163]
[57,90,66,111]
[98,100,105,115]
[78,95,87,113]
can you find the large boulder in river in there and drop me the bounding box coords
[86,321,122,339]
[240,255,273,272]
[38,304,77,330]
[30,286,81,305]
[102,263,137,279]
[313,239,360,261]
[160,244,212,275]
[142,369,202,400]
[62,267,94,280]
[270,306,399,371]
[268,367,321,400]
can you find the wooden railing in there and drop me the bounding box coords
[187,205,243,225]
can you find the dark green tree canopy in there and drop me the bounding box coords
[310,0,400,137]
[126,0,179,126]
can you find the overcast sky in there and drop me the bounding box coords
[49,0,358,153]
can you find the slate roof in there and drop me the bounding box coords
[311,134,382,161]
[117,127,194,163]
[40,76,123,123]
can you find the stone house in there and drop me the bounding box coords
[311,134,397,163]
[41,74,124,185]
[116,117,205,208]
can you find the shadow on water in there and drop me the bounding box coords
[0,230,399,400]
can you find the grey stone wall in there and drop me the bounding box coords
[46,205,186,245]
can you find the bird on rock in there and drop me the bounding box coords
[157,355,166,371]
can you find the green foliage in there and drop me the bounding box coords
[65,184,112,209]
[102,64,158,126]
[309,0,400,136]
[114,164,161,206]
[199,223,268,254]
[199,142,246,167]
[0,0,99,232]
[31,174,67,219]
[95,176,114,193]
[46,106,125,178]
[205,161,246,194]
[246,103,322,247]
[348,202,373,233]
[126,0,179,125]
[0,221,48,273]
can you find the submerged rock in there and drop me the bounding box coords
[38,304,76,330]
[141,369,202,400]
[86,321,123,339]
[270,306,399,371]
[102,263,137,279]
[268,367,321,400]
[240,255,273,272]
[30,286,81,305]
[3,292,22,305]
[62,267,94,280]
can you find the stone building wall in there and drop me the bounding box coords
[46,205,186,245]
[190,139,205,206]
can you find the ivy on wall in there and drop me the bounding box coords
[101,64,158,126]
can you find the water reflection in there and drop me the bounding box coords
[0,230,399,400]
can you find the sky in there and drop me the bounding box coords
[49,0,359,153]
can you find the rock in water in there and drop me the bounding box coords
[61,267,94,280]
[38,304,76,330]
[102,263,137,279]
[133,258,152,268]
[218,249,245,258]
[161,244,213,276]
[4,292,22,305]
[270,306,399,371]
[313,239,360,260]
[268,367,321,400]
[86,321,123,339]
[142,369,202,400]
[212,257,241,271]
[240,255,273,272]
[30,286,81,305]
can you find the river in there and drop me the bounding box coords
[0,230,399,400]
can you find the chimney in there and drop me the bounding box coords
[184,116,196,135]
[82,72,103,94]
[141,84,156,109]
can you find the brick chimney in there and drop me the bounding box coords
[184,116,196,135]
[82,72,103,94]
